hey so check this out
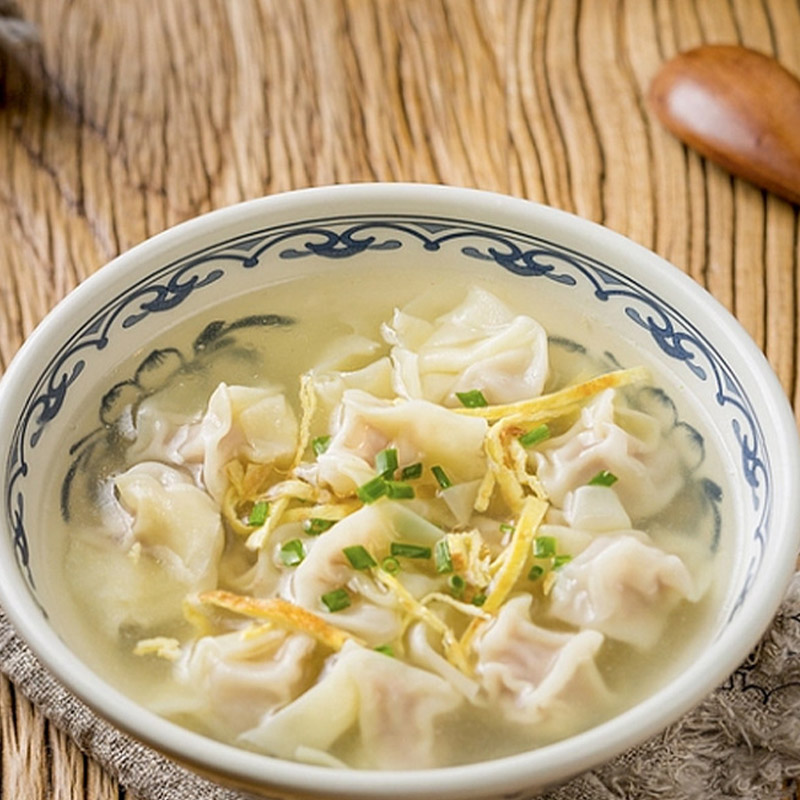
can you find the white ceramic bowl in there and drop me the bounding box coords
[1,184,798,799]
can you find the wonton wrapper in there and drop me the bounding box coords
[241,641,462,769]
[474,595,610,733]
[306,388,487,496]
[114,462,223,583]
[287,503,423,644]
[175,627,316,737]
[548,534,697,648]
[308,357,394,441]
[382,286,549,407]
[534,389,683,520]
[66,462,223,638]
[194,383,298,503]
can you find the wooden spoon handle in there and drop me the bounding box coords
[649,45,800,205]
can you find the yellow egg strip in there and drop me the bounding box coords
[181,595,217,636]
[420,592,492,620]
[240,461,278,496]
[240,622,276,640]
[293,371,317,469]
[460,495,548,652]
[473,467,496,513]
[483,495,548,613]
[372,570,471,674]
[245,495,291,550]
[133,636,182,661]
[483,422,525,511]
[282,499,362,523]
[507,436,549,500]
[198,590,357,651]
[453,366,649,421]
[264,478,321,503]
[221,485,254,536]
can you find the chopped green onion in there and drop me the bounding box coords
[357,475,388,504]
[456,389,488,408]
[471,593,487,607]
[533,536,557,558]
[385,480,415,500]
[553,554,573,570]
[431,465,452,489]
[343,544,377,570]
[279,538,305,567]
[321,588,351,612]
[303,517,335,536]
[519,423,551,448]
[375,448,398,478]
[447,574,466,599]
[400,462,423,480]
[588,469,618,487]
[528,564,545,581]
[248,500,270,526]
[380,556,401,574]
[499,522,514,534]
[390,542,432,560]
[374,644,395,657]
[434,539,453,573]
[312,435,331,456]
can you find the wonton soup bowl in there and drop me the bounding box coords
[0,184,799,800]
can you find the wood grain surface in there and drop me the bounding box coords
[1,1,799,798]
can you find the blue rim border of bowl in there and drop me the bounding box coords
[4,211,766,617]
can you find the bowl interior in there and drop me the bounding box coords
[2,184,797,799]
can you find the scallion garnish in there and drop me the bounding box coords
[374,644,395,657]
[248,500,270,526]
[321,588,351,612]
[312,435,331,456]
[279,538,305,567]
[499,522,514,534]
[528,564,545,581]
[456,389,488,408]
[385,480,415,499]
[533,536,557,558]
[343,544,377,570]
[357,475,388,504]
[471,593,487,606]
[400,462,423,480]
[519,423,550,448]
[375,448,398,478]
[448,574,466,599]
[434,538,453,573]
[303,517,335,536]
[588,469,618,487]
[553,554,573,570]
[390,542,432,560]
[381,556,401,574]
[431,465,452,489]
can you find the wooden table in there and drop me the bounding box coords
[1,1,798,798]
